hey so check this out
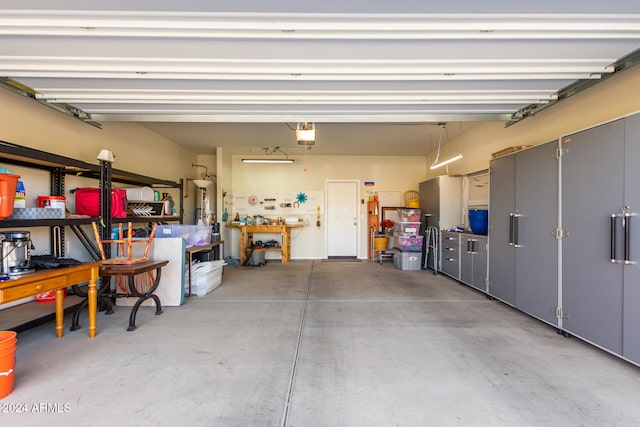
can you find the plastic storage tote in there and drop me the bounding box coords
[393,235,424,252]
[393,249,421,271]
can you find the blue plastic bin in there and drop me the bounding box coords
[468,209,488,235]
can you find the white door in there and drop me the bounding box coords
[326,180,359,257]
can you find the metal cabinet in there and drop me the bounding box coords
[488,153,516,304]
[419,176,462,271]
[440,231,460,279]
[488,141,558,324]
[562,118,629,358]
[460,235,487,292]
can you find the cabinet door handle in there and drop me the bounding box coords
[509,213,514,246]
[611,214,618,263]
[624,213,636,264]
[513,214,521,247]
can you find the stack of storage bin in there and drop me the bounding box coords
[392,208,423,270]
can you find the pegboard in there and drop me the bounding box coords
[231,191,324,216]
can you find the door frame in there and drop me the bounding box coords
[324,179,361,259]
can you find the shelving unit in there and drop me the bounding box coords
[367,200,379,259]
[0,139,183,257]
[0,139,184,331]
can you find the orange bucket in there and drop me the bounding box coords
[0,331,17,399]
[0,172,20,219]
[0,331,16,350]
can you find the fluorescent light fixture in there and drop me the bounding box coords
[242,158,294,164]
[430,153,463,169]
[296,122,315,145]
[429,123,463,169]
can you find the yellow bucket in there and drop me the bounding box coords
[407,199,420,208]
[373,236,388,250]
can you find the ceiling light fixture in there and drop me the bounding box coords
[296,122,315,145]
[242,147,294,164]
[430,123,463,170]
[242,158,294,164]
[430,153,464,169]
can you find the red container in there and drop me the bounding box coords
[37,195,66,209]
[0,172,20,219]
[75,188,127,218]
[35,288,67,303]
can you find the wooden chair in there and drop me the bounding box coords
[91,222,157,264]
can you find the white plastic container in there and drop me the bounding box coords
[124,186,155,201]
[190,260,226,296]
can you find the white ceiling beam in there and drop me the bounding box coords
[8,71,605,81]
[43,99,552,105]
[89,112,514,122]
[1,11,640,40]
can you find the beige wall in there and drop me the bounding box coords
[430,65,640,178]
[229,154,426,259]
[0,90,196,181]
[0,88,201,260]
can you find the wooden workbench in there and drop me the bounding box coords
[238,224,301,264]
[0,262,101,338]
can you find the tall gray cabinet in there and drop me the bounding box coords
[419,176,462,270]
[562,115,640,364]
[488,141,559,324]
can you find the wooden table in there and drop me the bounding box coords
[0,262,101,338]
[98,259,169,331]
[238,224,301,264]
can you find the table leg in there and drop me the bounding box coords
[55,288,64,338]
[187,252,193,297]
[240,228,247,264]
[125,268,164,331]
[282,229,290,263]
[88,268,98,338]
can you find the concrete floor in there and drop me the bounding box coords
[3,260,640,426]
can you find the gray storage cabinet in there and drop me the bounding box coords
[419,176,462,270]
[460,235,488,292]
[488,141,559,324]
[440,231,460,279]
[561,116,640,363]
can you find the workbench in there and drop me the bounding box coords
[238,224,301,264]
[0,262,101,338]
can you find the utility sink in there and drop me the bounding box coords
[193,179,212,188]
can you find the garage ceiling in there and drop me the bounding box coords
[1,1,640,155]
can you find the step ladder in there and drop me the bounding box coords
[424,226,439,274]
